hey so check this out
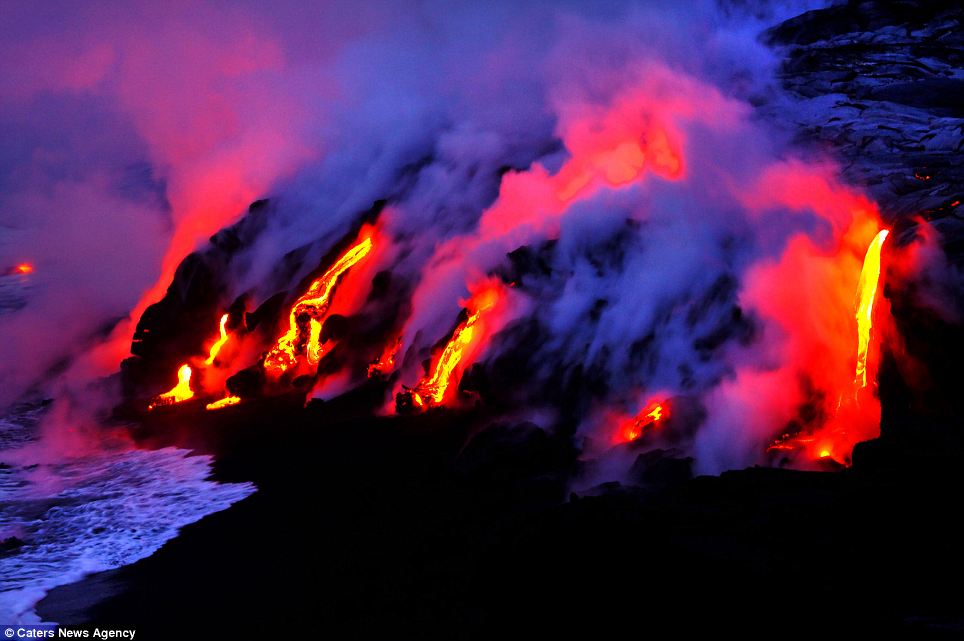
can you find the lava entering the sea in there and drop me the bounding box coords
[148,364,195,410]
[855,230,889,388]
[767,227,890,464]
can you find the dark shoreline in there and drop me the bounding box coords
[34,394,964,639]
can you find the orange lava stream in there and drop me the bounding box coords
[148,364,194,410]
[263,236,373,376]
[206,395,241,410]
[204,313,231,366]
[411,286,500,408]
[768,227,889,464]
[854,230,889,388]
[617,399,670,443]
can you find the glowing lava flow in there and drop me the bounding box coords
[854,230,889,388]
[408,286,500,409]
[616,399,670,443]
[204,314,231,366]
[206,395,241,410]
[368,335,402,378]
[768,227,890,464]
[263,236,373,376]
[148,364,194,410]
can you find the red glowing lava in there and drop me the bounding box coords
[263,232,374,377]
[854,230,889,388]
[206,395,241,411]
[766,226,890,464]
[615,398,670,444]
[148,364,194,410]
[404,281,504,410]
[204,313,231,366]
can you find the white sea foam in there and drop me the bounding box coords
[0,445,254,623]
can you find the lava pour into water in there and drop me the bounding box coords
[768,227,890,464]
[855,230,889,389]
[148,364,194,410]
[263,234,374,377]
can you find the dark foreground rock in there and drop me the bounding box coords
[34,396,964,639]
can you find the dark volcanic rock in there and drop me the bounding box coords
[764,0,963,226]
[36,402,964,637]
[628,448,693,488]
[453,421,568,483]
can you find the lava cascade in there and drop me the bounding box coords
[204,314,231,366]
[263,234,374,377]
[399,282,504,410]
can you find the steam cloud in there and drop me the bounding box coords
[1,0,933,475]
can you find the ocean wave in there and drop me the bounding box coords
[0,445,254,623]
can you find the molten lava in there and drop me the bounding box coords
[204,313,231,366]
[206,395,241,410]
[148,364,195,410]
[368,335,402,378]
[263,235,373,376]
[767,227,890,464]
[407,284,500,409]
[616,399,669,443]
[854,230,889,388]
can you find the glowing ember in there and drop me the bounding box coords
[617,399,670,443]
[854,230,888,388]
[263,236,373,376]
[408,285,500,408]
[4,263,35,276]
[206,395,241,410]
[148,364,194,409]
[204,313,231,366]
